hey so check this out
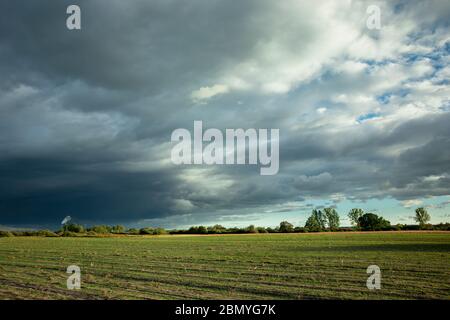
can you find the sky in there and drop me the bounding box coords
[0,0,449,229]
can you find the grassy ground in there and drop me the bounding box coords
[0,232,449,300]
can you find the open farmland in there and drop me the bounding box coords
[0,232,449,300]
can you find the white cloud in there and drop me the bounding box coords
[423,175,447,182]
[191,84,229,102]
[401,199,423,208]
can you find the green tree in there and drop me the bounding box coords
[348,208,364,228]
[246,225,258,233]
[90,225,110,234]
[111,225,125,233]
[188,226,208,234]
[279,221,294,233]
[197,226,207,234]
[127,228,139,235]
[358,213,390,231]
[304,209,326,232]
[207,224,227,234]
[414,207,431,228]
[63,223,84,233]
[139,227,154,235]
[152,228,167,235]
[0,231,13,237]
[323,207,340,230]
[305,216,320,231]
[265,227,277,233]
[256,227,268,233]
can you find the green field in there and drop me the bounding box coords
[0,232,449,300]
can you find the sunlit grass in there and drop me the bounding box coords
[0,232,449,299]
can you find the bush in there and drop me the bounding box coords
[89,225,110,234]
[63,224,85,233]
[37,230,59,237]
[61,231,79,237]
[187,226,208,234]
[153,228,167,235]
[256,227,268,233]
[434,223,450,231]
[139,227,167,235]
[225,227,242,234]
[127,228,140,235]
[23,231,40,236]
[422,223,434,230]
[111,225,125,234]
[400,224,420,231]
[207,225,227,234]
[139,227,153,235]
[0,230,13,237]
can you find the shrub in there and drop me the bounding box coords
[23,231,39,236]
[139,227,154,235]
[434,223,450,231]
[63,223,85,233]
[226,227,243,234]
[127,228,139,235]
[61,231,79,237]
[187,226,208,234]
[89,225,110,234]
[0,230,13,237]
[139,227,167,235]
[401,224,420,231]
[153,228,167,235]
[111,225,125,234]
[207,224,227,234]
[37,230,59,237]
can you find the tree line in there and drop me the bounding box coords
[1,207,448,237]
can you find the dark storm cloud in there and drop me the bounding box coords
[0,0,271,92]
[0,0,449,227]
[0,157,177,224]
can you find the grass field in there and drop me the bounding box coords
[0,232,449,300]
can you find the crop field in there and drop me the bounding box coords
[0,232,449,300]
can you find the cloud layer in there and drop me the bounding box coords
[0,0,449,227]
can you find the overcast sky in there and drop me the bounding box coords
[0,0,449,229]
